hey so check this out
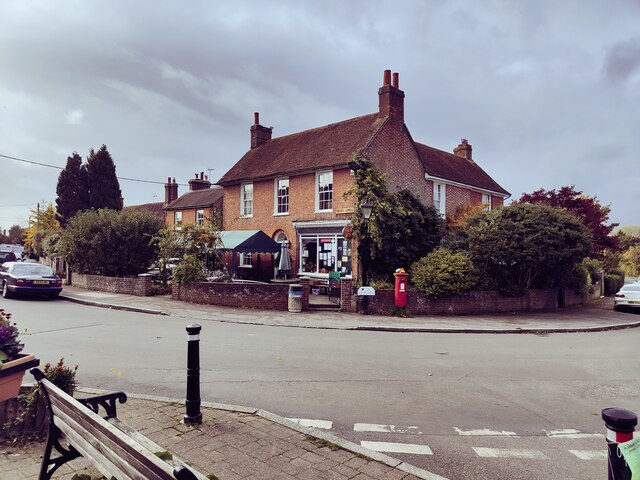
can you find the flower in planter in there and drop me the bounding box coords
[43,357,78,395]
[0,308,24,366]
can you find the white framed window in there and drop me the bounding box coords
[241,183,253,217]
[196,209,205,225]
[174,211,183,226]
[274,178,289,215]
[239,252,252,267]
[433,183,446,216]
[482,193,492,211]
[316,171,333,212]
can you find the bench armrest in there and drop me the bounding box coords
[77,392,128,419]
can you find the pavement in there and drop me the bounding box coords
[2,286,638,479]
[57,284,640,334]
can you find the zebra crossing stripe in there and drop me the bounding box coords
[545,429,603,439]
[453,427,517,437]
[473,447,547,459]
[354,423,422,434]
[569,450,608,460]
[361,441,433,455]
[287,418,333,429]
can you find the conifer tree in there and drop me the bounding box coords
[86,145,122,211]
[55,152,90,226]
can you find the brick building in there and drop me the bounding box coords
[164,173,223,229]
[217,70,509,281]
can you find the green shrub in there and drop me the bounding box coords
[620,246,640,277]
[172,254,206,285]
[582,258,602,285]
[411,248,476,298]
[604,274,624,296]
[565,263,590,294]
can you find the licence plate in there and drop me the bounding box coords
[33,280,49,285]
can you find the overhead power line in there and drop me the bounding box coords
[0,153,189,186]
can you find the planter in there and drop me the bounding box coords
[0,353,39,402]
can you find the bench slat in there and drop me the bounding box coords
[45,380,176,480]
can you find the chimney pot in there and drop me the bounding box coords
[392,72,399,89]
[383,69,391,86]
[172,177,176,183]
[254,112,259,125]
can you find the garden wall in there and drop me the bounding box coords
[358,289,558,315]
[172,279,310,311]
[71,272,153,296]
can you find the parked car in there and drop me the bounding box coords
[614,284,640,311]
[1,262,63,299]
[0,251,17,265]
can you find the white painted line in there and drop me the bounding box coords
[287,418,333,430]
[453,427,517,437]
[361,441,433,455]
[473,447,547,459]
[544,429,603,439]
[569,450,608,460]
[354,423,423,434]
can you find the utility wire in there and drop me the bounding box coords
[0,153,189,186]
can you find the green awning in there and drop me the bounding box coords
[218,230,281,253]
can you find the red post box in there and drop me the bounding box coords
[394,271,409,307]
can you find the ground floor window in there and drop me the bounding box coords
[299,234,351,275]
[239,252,252,267]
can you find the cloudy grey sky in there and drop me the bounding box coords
[1,0,639,231]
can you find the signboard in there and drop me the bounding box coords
[357,286,376,296]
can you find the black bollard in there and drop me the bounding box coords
[602,407,637,480]
[184,324,202,424]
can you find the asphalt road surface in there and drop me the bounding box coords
[4,297,638,480]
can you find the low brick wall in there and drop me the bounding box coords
[172,281,310,311]
[71,272,153,296]
[359,289,560,315]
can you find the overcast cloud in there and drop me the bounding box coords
[1,0,639,230]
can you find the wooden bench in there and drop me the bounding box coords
[31,368,207,480]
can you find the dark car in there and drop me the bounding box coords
[1,262,63,299]
[0,251,17,265]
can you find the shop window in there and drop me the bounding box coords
[299,234,351,275]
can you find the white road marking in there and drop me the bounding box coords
[354,423,423,434]
[544,429,603,439]
[453,427,517,437]
[287,418,333,430]
[473,448,547,459]
[361,441,433,455]
[569,450,608,460]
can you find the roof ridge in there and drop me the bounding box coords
[267,112,380,143]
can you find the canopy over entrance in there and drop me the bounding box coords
[218,230,281,253]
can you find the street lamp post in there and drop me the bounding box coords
[360,198,373,286]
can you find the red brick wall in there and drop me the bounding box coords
[165,205,220,229]
[71,273,152,296]
[172,281,310,311]
[222,168,355,271]
[360,289,559,315]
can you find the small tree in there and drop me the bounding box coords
[59,209,162,276]
[621,246,640,277]
[56,152,90,226]
[24,203,60,257]
[86,145,122,211]
[517,186,618,257]
[412,248,476,297]
[465,204,592,295]
[7,225,24,245]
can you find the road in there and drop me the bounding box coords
[4,297,639,479]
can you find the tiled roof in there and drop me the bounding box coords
[123,202,165,219]
[414,143,510,196]
[165,187,223,211]
[217,114,387,185]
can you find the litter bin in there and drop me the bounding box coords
[288,284,304,313]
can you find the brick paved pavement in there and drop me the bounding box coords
[1,396,441,480]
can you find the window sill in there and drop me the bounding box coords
[315,209,333,214]
[240,215,254,219]
[273,212,290,216]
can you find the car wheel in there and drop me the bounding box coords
[2,282,13,299]
[614,305,621,312]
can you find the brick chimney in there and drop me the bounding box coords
[251,112,272,149]
[378,69,405,124]
[164,177,178,205]
[188,172,211,191]
[453,139,473,161]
